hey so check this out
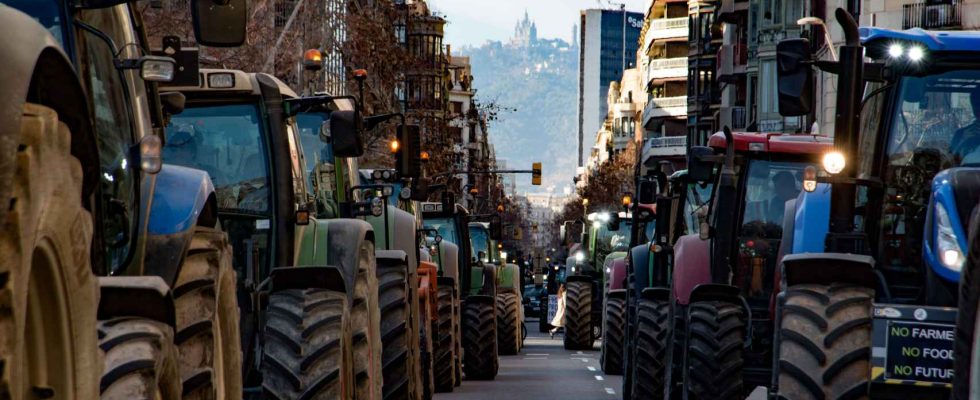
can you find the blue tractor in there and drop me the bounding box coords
[0,1,246,398]
[772,8,980,399]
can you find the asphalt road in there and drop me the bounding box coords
[435,319,621,400]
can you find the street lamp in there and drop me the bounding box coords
[797,17,838,61]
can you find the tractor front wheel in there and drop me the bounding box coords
[563,281,593,350]
[99,317,182,400]
[261,289,353,399]
[0,103,100,400]
[496,291,521,355]
[775,283,873,400]
[462,299,498,380]
[685,301,745,400]
[600,294,626,375]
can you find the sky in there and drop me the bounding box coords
[427,0,645,48]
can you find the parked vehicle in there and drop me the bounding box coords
[524,284,546,318]
[166,70,381,399]
[0,2,245,398]
[773,10,975,398]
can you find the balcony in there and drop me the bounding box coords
[903,0,961,30]
[718,0,749,23]
[642,96,687,126]
[642,135,687,160]
[643,17,688,49]
[646,57,687,81]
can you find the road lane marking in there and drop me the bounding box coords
[587,366,597,371]
[605,388,616,395]
[594,375,604,381]
[577,351,584,354]
[523,357,548,360]
[525,353,548,356]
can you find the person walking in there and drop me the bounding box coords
[550,284,567,338]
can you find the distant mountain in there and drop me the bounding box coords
[459,36,578,193]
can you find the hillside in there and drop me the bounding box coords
[459,38,578,192]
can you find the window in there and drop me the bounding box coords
[78,7,139,272]
[166,104,272,215]
[451,101,463,115]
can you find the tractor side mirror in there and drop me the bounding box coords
[330,110,364,157]
[776,38,814,117]
[192,0,247,47]
[687,146,715,183]
[637,180,657,204]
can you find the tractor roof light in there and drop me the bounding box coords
[207,72,235,88]
[888,44,904,58]
[622,194,632,207]
[370,197,384,217]
[822,151,846,175]
[303,49,323,71]
[908,45,925,62]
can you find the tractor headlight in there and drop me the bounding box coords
[822,151,846,175]
[935,202,964,271]
[575,251,585,262]
[370,197,384,217]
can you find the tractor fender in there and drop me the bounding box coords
[366,205,419,274]
[437,276,456,291]
[438,241,460,280]
[640,287,670,302]
[98,276,176,329]
[0,7,98,221]
[689,283,741,304]
[790,183,831,255]
[565,274,594,284]
[270,266,346,295]
[479,263,498,297]
[607,289,626,301]
[294,217,376,301]
[780,253,876,289]
[142,165,217,285]
[630,244,652,294]
[923,168,974,284]
[671,234,710,305]
[607,257,627,292]
[496,263,520,292]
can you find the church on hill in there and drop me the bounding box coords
[510,10,537,47]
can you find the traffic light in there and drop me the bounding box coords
[395,125,421,179]
[531,162,542,185]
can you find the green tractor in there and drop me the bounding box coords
[0,1,247,399]
[496,257,524,356]
[165,69,383,399]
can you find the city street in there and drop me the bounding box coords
[436,320,620,400]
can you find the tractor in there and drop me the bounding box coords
[496,257,524,356]
[165,69,385,399]
[772,9,980,399]
[0,1,246,399]
[621,169,713,399]
[423,201,505,381]
[562,211,631,352]
[651,128,831,399]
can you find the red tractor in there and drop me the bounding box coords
[650,129,831,399]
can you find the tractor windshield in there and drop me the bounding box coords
[469,225,493,263]
[425,217,460,247]
[736,159,814,305]
[684,182,713,235]
[295,111,340,216]
[165,103,272,216]
[863,69,980,271]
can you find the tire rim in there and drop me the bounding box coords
[22,240,73,399]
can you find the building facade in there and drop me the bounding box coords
[640,0,690,168]
[577,8,644,166]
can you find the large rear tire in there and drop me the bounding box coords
[775,283,872,400]
[564,281,593,350]
[600,295,625,375]
[261,289,353,400]
[496,291,521,356]
[99,317,182,400]
[462,299,498,380]
[630,298,668,400]
[685,301,744,400]
[377,258,412,399]
[0,103,100,400]
[954,229,980,400]
[173,227,242,400]
[350,242,382,400]
[419,298,435,400]
[434,285,455,392]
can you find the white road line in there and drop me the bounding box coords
[605,388,616,395]
[577,351,584,354]
[523,357,548,360]
[525,353,548,356]
[594,375,604,381]
[587,366,597,371]
[580,358,588,363]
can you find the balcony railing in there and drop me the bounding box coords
[649,96,687,109]
[647,136,687,148]
[650,17,688,31]
[903,0,961,30]
[643,136,687,158]
[647,57,687,80]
